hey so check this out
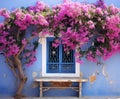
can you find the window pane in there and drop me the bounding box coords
[48,41,59,63]
[61,64,75,73]
[62,46,74,63]
[47,37,75,73]
[47,64,59,73]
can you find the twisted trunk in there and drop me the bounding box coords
[6,35,36,99]
[13,55,27,99]
[13,36,36,99]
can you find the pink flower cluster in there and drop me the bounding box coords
[49,0,120,63]
[5,44,19,57]
[0,1,49,67]
[53,1,96,24]
[28,1,47,12]
[0,31,8,51]
[14,9,48,30]
[0,0,120,67]
[23,49,37,66]
[0,9,10,18]
[86,51,97,62]
[61,27,89,50]
[103,14,120,60]
[0,29,19,57]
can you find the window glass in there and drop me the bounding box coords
[47,37,75,73]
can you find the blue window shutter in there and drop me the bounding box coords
[47,37,75,73]
[47,37,59,73]
[61,45,75,73]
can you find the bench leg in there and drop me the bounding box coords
[79,82,82,98]
[40,81,43,97]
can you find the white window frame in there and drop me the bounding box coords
[39,37,80,77]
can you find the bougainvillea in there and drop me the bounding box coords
[0,0,120,98]
[0,1,49,65]
[0,1,50,98]
[47,0,120,63]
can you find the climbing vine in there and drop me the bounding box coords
[0,0,120,98]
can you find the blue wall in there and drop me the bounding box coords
[0,0,120,97]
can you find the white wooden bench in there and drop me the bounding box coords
[34,77,88,97]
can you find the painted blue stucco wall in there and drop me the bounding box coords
[0,0,120,97]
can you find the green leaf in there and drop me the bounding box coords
[33,41,39,50]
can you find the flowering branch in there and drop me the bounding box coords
[0,0,120,98]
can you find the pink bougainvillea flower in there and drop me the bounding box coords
[0,9,10,18]
[22,39,27,45]
[97,36,105,43]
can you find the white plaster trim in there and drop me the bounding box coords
[40,37,80,77]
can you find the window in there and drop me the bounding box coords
[47,37,75,73]
[40,37,80,77]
